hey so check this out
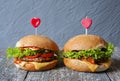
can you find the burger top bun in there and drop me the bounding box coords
[64,34,107,52]
[16,35,59,51]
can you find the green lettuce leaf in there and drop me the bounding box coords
[6,47,55,59]
[63,43,114,60]
[6,47,36,59]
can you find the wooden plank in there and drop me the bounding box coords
[1,47,120,81]
[107,47,120,81]
[25,68,110,81]
[24,61,110,81]
[0,50,27,81]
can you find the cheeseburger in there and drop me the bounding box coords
[6,35,59,71]
[63,34,114,72]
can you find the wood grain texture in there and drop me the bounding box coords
[107,47,120,81]
[0,47,120,81]
[0,50,27,81]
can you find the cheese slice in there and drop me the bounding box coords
[81,61,98,72]
[31,60,58,70]
[82,59,111,72]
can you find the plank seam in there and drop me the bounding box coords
[23,71,29,81]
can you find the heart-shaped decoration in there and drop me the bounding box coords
[81,17,92,29]
[31,17,41,28]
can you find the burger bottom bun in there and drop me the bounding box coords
[14,59,58,71]
[63,58,111,72]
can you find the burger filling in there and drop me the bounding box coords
[63,43,114,64]
[6,46,58,62]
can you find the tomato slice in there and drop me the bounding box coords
[41,53,54,58]
[87,57,95,64]
[25,54,41,59]
[25,53,54,59]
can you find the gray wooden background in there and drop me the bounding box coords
[0,0,120,49]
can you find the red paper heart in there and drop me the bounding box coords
[31,17,41,28]
[81,17,92,29]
